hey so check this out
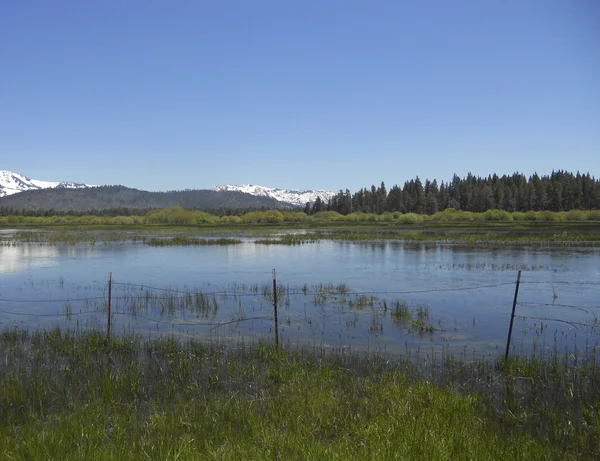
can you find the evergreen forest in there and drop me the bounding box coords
[312,170,599,215]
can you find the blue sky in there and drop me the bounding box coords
[1,0,598,192]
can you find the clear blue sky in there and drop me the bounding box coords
[1,0,598,192]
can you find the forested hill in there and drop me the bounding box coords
[0,186,287,213]
[1,171,598,216]
[318,171,600,215]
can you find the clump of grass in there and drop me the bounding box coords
[254,233,323,245]
[145,236,242,246]
[114,286,220,318]
[411,304,435,333]
[0,327,598,459]
[391,300,411,321]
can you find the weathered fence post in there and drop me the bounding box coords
[107,272,112,341]
[505,270,522,359]
[272,269,279,346]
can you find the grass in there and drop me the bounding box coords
[391,301,436,333]
[145,236,242,246]
[2,220,600,247]
[0,327,598,459]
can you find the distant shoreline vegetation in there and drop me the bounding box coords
[1,207,600,226]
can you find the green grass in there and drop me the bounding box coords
[0,327,598,459]
[145,236,242,246]
[3,222,600,247]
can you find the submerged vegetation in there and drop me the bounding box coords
[0,327,598,459]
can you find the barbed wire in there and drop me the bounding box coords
[0,308,104,317]
[0,296,107,304]
[0,281,519,304]
[110,310,273,329]
[1,276,598,337]
[514,314,599,331]
[520,281,600,286]
[517,301,600,313]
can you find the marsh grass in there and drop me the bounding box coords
[391,301,436,334]
[254,233,323,245]
[145,236,242,246]
[114,287,220,319]
[3,220,600,247]
[0,327,598,459]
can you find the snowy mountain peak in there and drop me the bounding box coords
[211,184,335,206]
[0,170,95,198]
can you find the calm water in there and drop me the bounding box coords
[1,238,599,359]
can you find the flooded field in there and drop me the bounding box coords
[1,232,599,360]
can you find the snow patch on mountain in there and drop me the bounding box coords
[211,184,335,206]
[0,170,95,198]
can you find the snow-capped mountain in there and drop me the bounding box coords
[211,184,335,206]
[0,170,94,198]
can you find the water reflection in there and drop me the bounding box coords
[0,245,62,274]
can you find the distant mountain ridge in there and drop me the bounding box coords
[0,170,333,212]
[0,170,94,198]
[211,184,335,206]
[0,185,289,213]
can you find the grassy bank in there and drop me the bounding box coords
[0,327,598,459]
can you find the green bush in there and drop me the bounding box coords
[191,211,216,224]
[586,210,600,221]
[262,210,284,223]
[241,210,284,223]
[281,212,308,222]
[564,210,585,221]
[536,211,563,222]
[483,209,513,221]
[430,208,457,221]
[396,213,425,224]
[451,211,476,222]
[311,211,344,221]
[345,212,368,222]
[219,215,242,224]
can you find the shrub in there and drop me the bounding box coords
[281,212,308,222]
[112,216,135,225]
[586,210,600,221]
[219,216,242,224]
[536,211,563,222]
[430,208,457,221]
[241,210,284,223]
[396,213,425,224]
[311,211,344,221]
[450,211,476,222]
[262,210,284,223]
[192,211,216,224]
[345,212,368,222]
[564,210,585,221]
[483,209,513,221]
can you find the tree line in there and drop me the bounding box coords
[309,170,599,215]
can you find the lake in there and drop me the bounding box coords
[1,236,599,360]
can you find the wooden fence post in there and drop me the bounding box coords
[107,272,112,341]
[272,269,279,346]
[505,270,522,359]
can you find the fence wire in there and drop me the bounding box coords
[1,275,598,341]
